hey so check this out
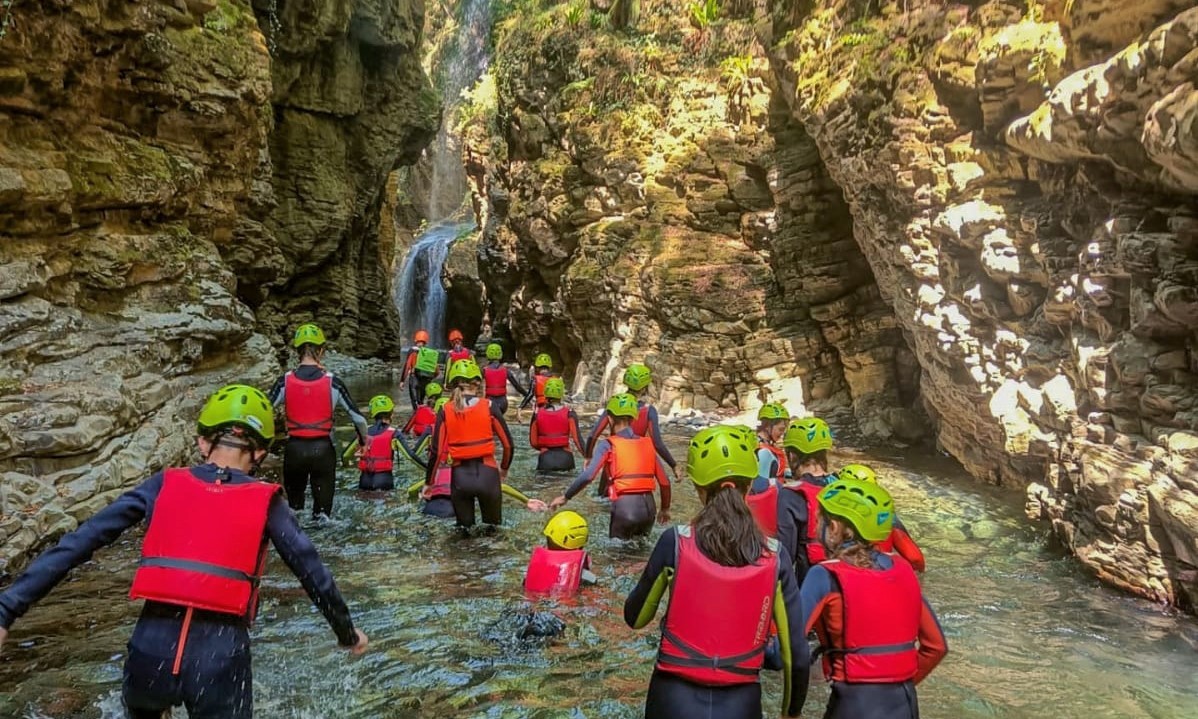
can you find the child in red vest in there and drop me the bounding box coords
[529,377,583,472]
[403,381,441,440]
[837,464,926,572]
[523,511,597,598]
[357,395,401,491]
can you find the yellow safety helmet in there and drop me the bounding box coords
[543,510,589,550]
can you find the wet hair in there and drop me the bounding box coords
[201,425,269,454]
[822,512,874,569]
[297,343,324,361]
[372,412,392,423]
[786,448,828,472]
[693,481,766,567]
[451,379,481,412]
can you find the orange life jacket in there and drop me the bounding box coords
[284,372,333,438]
[534,405,571,449]
[359,428,396,473]
[818,557,922,683]
[533,374,550,407]
[130,469,278,619]
[443,399,496,462]
[746,483,780,538]
[606,435,657,498]
[523,546,587,597]
[484,365,509,397]
[657,528,777,685]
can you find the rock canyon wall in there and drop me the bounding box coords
[457,0,1198,609]
[0,0,435,572]
[763,0,1198,608]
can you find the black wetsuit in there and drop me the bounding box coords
[426,398,515,528]
[0,464,359,719]
[624,527,809,719]
[563,429,670,540]
[268,366,368,519]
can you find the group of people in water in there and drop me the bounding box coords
[0,324,947,719]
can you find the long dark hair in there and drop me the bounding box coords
[693,482,766,567]
[297,343,323,361]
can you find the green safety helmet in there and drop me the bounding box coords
[757,402,789,421]
[686,425,758,487]
[292,323,326,348]
[369,395,395,417]
[605,392,639,418]
[425,382,443,398]
[544,377,566,400]
[817,478,894,543]
[623,363,652,391]
[446,357,482,385]
[485,343,503,360]
[534,353,553,368]
[544,510,589,550]
[783,417,833,453]
[838,463,877,484]
[434,396,450,412]
[196,384,275,443]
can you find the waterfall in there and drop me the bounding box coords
[395,0,492,343]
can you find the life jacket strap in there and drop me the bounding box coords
[658,626,764,675]
[139,556,257,585]
[815,640,917,660]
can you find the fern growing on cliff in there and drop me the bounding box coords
[689,0,719,30]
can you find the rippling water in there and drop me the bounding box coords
[1,373,1196,718]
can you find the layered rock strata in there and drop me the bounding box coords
[765,0,1198,608]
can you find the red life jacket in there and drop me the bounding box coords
[449,347,472,364]
[746,484,779,538]
[423,465,452,499]
[657,528,777,685]
[130,469,278,618]
[484,365,508,397]
[758,441,787,479]
[409,405,436,435]
[790,481,827,564]
[631,404,650,435]
[607,435,657,498]
[444,399,495,461]
[284,372,333,438]
[535,405,571,449]
[523,546,587,597]
[533,374,549,407]
[819,557,922,683]
[359,428,396,473]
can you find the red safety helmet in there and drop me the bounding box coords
[448,328,464,343]
[414,329,429,343]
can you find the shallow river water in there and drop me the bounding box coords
[1,372,1196,718]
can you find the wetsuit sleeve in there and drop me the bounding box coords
[400,349,415,381]
[491,402,514,470]
[793,494,811,577]
[507,368,527,396]
[774,545,810,717]
[756,447,778,481]
[331,376,368,442]
[583,411,610,458]
[655,456,671,512]
[799,565,836,636]
[265,495,357,646]
[393,435,428,470]
[914,597,948,683]
[776,490,802,573]
[426,410,447,483]
[528,411,540,449]
[891,525,926,573]
[623,528,677,628]
[519,370,536,408]
[268,374,286,405]
[568,410,584,454]
[646,406,676,469]
[564,440,609,500]
[0,474,162,629]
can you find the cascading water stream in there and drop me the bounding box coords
[395,0,494,341]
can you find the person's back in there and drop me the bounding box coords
[529,378,583,472]
[624,425,808,719]
[0,385,367,719]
